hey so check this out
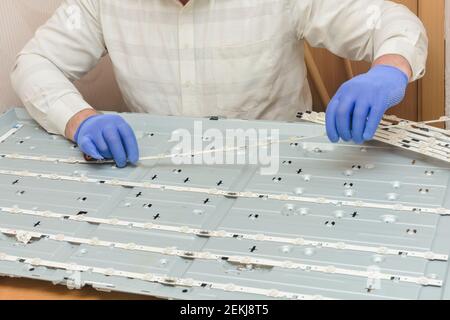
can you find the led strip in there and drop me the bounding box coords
[0,153,103,164]
[0,252,329,300]
[376,129,450,156]
[0,133,327,165]
[382,114,450,130]
[299,112,450,155]
[297,112,450,163]
[377,119,450,159]
[0,227,442,287]
[0,206,446,261]
[0,169,449,216]
[140,134,327,161]
[0,124,24,143]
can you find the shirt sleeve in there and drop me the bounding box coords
[10,0,106,135]
[292,0,428,81]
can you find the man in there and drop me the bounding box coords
[11,0,428,168]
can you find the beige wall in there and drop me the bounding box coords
[0,0,124,114]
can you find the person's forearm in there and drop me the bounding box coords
[11,0,106,137]
[65,108,99,141]
[373,54,412,81]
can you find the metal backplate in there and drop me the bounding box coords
[1,108,450,300]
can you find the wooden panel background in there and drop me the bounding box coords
[309,0,446,123]
[418,0,446,123]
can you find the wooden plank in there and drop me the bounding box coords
[0,277,153,300]
[308,48,347,113]
[418,0,446,125]
[305,44,331,106]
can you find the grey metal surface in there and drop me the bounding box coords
[0,108,450,300]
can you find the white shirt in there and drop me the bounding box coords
[11,0,428,136]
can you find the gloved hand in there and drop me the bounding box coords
[74,114,139,168]
[325,65,409,144]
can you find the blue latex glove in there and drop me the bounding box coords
[74,114,139,168]
[326,65,409,144]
